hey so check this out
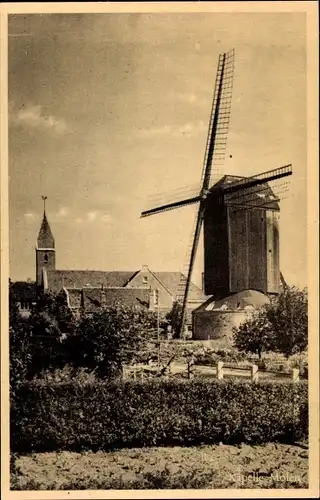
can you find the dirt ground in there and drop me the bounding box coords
[12,442,308,490]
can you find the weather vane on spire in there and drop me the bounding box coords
[42,195,47,212]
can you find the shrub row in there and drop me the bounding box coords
[11,379,308,453]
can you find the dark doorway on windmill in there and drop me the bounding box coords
[44,254,48,264]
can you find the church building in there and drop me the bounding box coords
[11,203,206,322]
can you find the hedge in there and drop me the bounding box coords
[10,379,308,453]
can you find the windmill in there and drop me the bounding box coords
[140,50,292,337]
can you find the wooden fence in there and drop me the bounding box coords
[124,360,301,383]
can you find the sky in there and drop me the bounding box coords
[8,11,307,288]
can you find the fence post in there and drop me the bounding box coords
[292,368,300,382]
[217,361,224,380]
[251,364,259,382]
[133,365,137,380]
[187,358,194,379]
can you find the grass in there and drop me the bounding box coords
[11,442,308,490]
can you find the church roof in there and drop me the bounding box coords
[66,287,151,313]
[37,211,55,249]
[46,269,206,301]
[47,270,135,292]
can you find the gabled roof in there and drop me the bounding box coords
[47,270,135,292]
[37,211,55,249]
[65,287,150,313]
[46,268,206,302]
[153,272,207,302]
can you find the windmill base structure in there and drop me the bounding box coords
[191,289,270,343]
[141,49,292,338]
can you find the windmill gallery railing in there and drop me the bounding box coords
[123,359,303,383]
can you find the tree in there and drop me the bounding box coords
[233,286,308,358]
[66,305,158,378]
[9,280,21,330]
[265,286,308,358]
[232,309,275,358]
[28,290,76,375]
[9,280,32,389]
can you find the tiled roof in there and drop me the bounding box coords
[46,268,207,304]
[10,281,37,300]
[66,287,151,313]
[37,211,55,248]
[47,270,135,292]
[153,271,207,302]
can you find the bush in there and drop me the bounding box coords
[9,285,158,382]
[233,287,308,359]
[66,306,158,378]
[11,379,308,453]
[9,281,33,391]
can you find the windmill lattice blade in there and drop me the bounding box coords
[140,184,201,218]
[201,49,235,187]
[225,179,291,210]
[175,214,200,305]
[223,164,292,195]
[140,196,201,218]
[178,202,205,337]
[230,195,291,212]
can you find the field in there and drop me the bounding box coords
[11,442,308,490]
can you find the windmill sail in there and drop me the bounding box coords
[223,164,292,196]
[140,50,236,338]
[224,181,290,210]
[141,50,235,221]
[178,50,235,337]
[141,184,201,218]
[223,164,292,210]
[201,50,235,187]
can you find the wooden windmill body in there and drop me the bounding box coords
[141,50,292,336]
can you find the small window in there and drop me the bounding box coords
[44,254,48,264]
[142,276,148,284]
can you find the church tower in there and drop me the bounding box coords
[36,196,55,287]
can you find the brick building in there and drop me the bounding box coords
[12,208,206,322]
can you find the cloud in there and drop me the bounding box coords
[171,91,209,107]
[56,206,69,217]
[24,213,35,222]
[176,92,199,104]
[11,104,67,135]
[136,120,206,139]
[100,214,112,223]
[86,211,97,223]
[75,217,83,224]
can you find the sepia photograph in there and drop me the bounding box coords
[1,2,318,498]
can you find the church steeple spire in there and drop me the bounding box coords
[37,196,55,249]
[42,195,47,212]
[36,196,56,287]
